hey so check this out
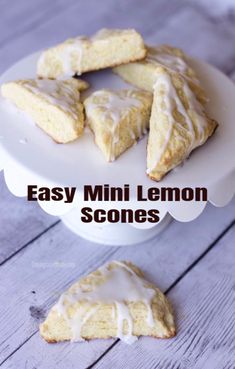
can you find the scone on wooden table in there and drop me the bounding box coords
[147,68,218,181]
[37,29,146,79]
[40,260,176,343]
[113,45,207,105]
[84,89,153,161]
[1,78,87,143]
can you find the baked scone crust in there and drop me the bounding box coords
[40,261,176,343]
[84,89,153,161]
[1,78,86,143]
[113,45,207,105]
[37,29,147,79]
[67,77,89,91]
[113,44,218,180]
[147,68,218,181]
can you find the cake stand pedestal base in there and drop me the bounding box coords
[61,211,172,246]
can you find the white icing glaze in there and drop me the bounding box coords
[23,79,80,119]
[59,37,86,77]
[147,48,200,86]
[48,30,118,77]
[91,28,114,41]
[86,90,145,161]
[91,28,131,41]
[39,29,137,78]
[147,72,208,174]
[54,261,156,344]
[38,37,85,78]
[183,81,207,143]
[147,50,187,74]
[37,53,45,72]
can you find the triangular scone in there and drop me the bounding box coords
[84,89,153,161]
[1,78,87,143]
[113,45,207,105]
[40,261,175,343]
[147,69,218,181]
[66,77,89,91]
[37,29,146,79]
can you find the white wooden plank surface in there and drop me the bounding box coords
[0,0,183,74]
[0,0,75,46]
[91,223,235,369]
[0,173,57,264]
[147,6,235,72]
[0,199,235,368]
[189,0,235,16]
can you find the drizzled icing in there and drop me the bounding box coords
[91,28,121,40]
[59,38,86,77]
[147,47,200,86]
[54,261,156,344]
[147,72,208,174]
[22,79,80,119]
[147,49,187,74]
[86,90,148,161]
[38,37,86,78]
[38,29,139,78]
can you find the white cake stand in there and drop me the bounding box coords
[0,51,234,245]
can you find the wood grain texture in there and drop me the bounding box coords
[189,0,235,16]
[92,225,235,369]
[0,199,235,368]
[0,173,57,264]
[0,0,184,74]
[147,5,235,72]
[0,0,75,47]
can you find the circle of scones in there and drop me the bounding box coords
[1,28,218,182]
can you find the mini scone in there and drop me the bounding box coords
[113,45,207,105]
[1,78,88,143]
[37,28,146,79]
[84,89,153,161]
[147,68,218,181]
[40,260,176,343]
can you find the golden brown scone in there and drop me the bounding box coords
[113,45,207,105]
[1,78,86,143]
[67,78,89,91]
[84,89,153,161]
[147,68,218,181]
[113,44,217,180]
[40,261,176,344]
[37,29,146,79]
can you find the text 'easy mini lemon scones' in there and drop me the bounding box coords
[40,261,175,343]
[84,89,153,161]
[37,29,146,79]
[147,68,218,181]
[1,78,87,143]
[113,45,207,105]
